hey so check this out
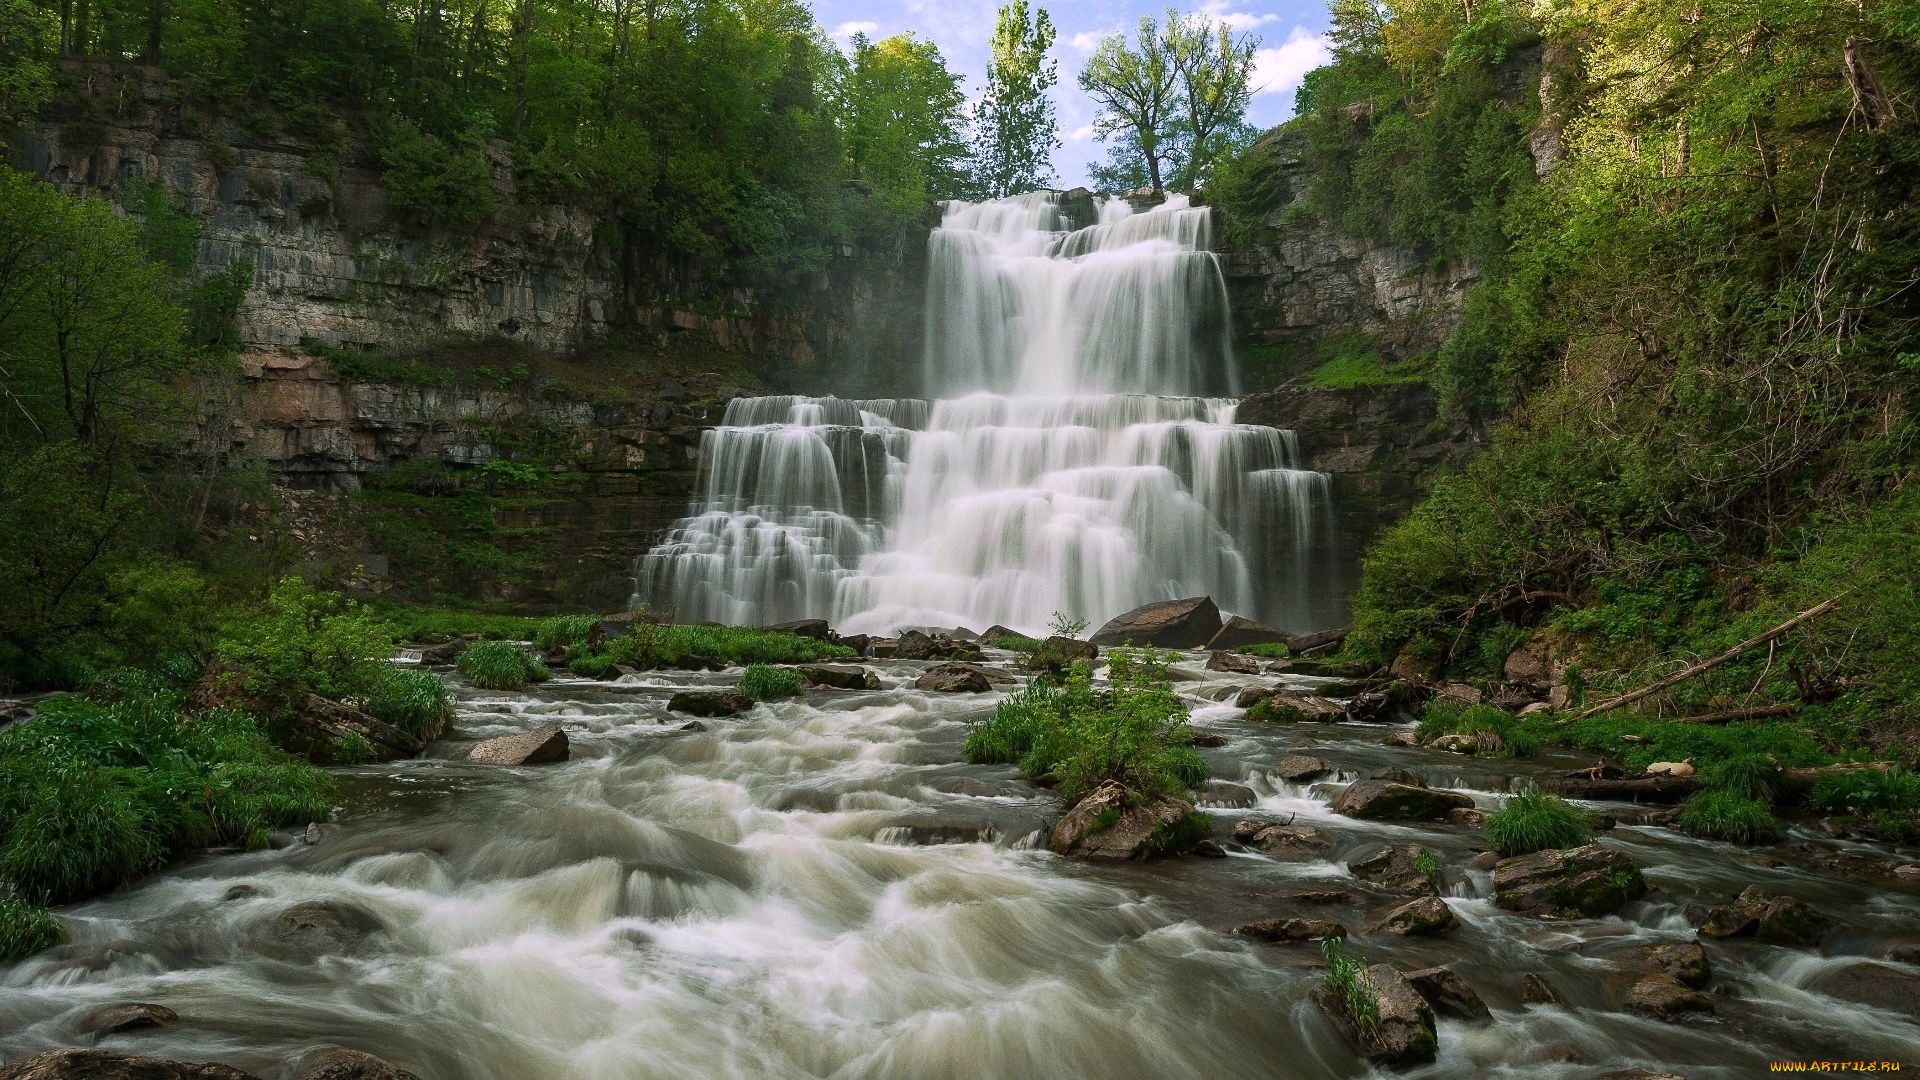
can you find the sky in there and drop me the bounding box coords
[808,0,1336,189]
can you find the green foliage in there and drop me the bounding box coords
[374,117,494,230]
[1235,642,1289,659]
[739,664,804,701]
[568,651,617,679]
[372,603,542,644]
[1676,791,1784,845]
[1302,340,1426,390]
[1806,767,1920,838]
[362,665,452,740]
[588,624,855,669]
[476,458,544,487]
[964,651,1207,804]
[1700,755,1777,803]
[972,1,1060,196]
[840,31,973,225]
[215,578,395,703]
[1540,712,1832,775]
[1046,611,1089,639]
[1411,847,1439,877]
[1417,701,1539,757]
[0,0,54,137]
[1321,937,1379,1036]
[0,689,332,904]
[0,896,61,962]
[533,615,600,651]
[456,640,551,691]
[1482,788,1591,856]
[994,635,1043,652]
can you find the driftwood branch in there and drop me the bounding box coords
[1557,598,1842,724]
[1669,704,1797,725]
[1549,761,1892,803]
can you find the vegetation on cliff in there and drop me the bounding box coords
[1217,0,1920,778]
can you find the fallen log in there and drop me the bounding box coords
[1559,598,1842,724]
[1669,704,1797,725]
[1777,761,1894,792]
[1547,775,1699,802]
[1283,626,1350,656]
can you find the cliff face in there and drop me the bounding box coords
[13,63,925,397]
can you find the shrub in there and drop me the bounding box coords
[1419,701,1539,757]
[1807,766,1920,819]
[1321,937,1378,1035]
[216,578,395,702]
[371,604,541,644]
[568,651,618,679]
[1236,642,1290,659]
[1701,754,1779,802]
[964,651,1207,805]
[1483,788,1592,856]
[1047,611,1089,639]
[739,664,803,701]
[0,897,61,963]
[1676,790,1784,844]
[993,635,1042,653]
[362,665,452,739]
[456,641,551,690]
[533,614,599,651]
[591,624,854,669]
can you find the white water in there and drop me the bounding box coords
[637,193,1333,635]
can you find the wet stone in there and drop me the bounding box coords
[1700,885,1832,946]
[1232,820,1336,858]
[293,1048,411,1080]
[77,1002,178,1036]
[1195,781,1257,808]
[1402,966,1490,1021]
[1493,844,1647,918]
[0,1050,260,1080]
[1624,973,1713,1020]
[1315,964,1438,1069]
[1639,941,1710,989]
[1333,780,1473,821]
[1272,754,1331,782]
[1523,972,1565,1006]
[465,723,569,766]
[1371,896,1456,936]
[667,691,756,717]
[1347,843,1442,896]
[1235,916,1346,943]
[1205,650,1261,675]
[252,900,385,960]
[797,664,881,690]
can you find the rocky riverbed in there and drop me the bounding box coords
[2,648,1917,1079]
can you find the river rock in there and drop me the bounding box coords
[77,1002,178,1036]
[1638,941,1710,988]
[1807,962,1920,1022]
[1089,596,1223,648]
[1232,820,1335,857]
[465,723,568,766]
[1205,650,1262,674]
[1333,780,1474,821]
[1624,973,1713,1019]
[1493,844,1647,918]
[1041,636,1097,662]
[0,1050,261,1080]
[1235,916,1346,943]
[1195,781,1257,808]
[666,691,756,717]
[1247,690,1345,722]
[254,900,385,960]
[1369,766,1423,784]
[913,666,992,692]
[1048,780,1201,860]
[1273,754,1331,781]
[761,618,830,640]
[1402,966,1490,1020]
[1699,886,1832,945]
[981,625,1020,644]
[798,664,881,690]
[1347,843,1441,896]
[1372,896,1456,936]
[1316,963,1438,1069]
[292,694,422,764]
[418,638,468,665]
[1188,730,1229,747]
[1503,638,1550,684]
[1448,807,1489,827]
[893,629,941,660]
[1434,682,1484,706]
[835,634,871,656]
[293,1048,411,1080]
[1381,730,1421,747]
[1206,616,1289,651]
[1523,973,1565,1006]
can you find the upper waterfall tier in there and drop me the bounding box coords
[923,193,1236,399]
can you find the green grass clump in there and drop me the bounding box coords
[371,603,542,644]
[1676,790,1785,844]
[0,691,334,904]
[362,665,453,739]
[1235,642,1290,659]
[0,897,62,962]
[993,635,1042,652]
[739,664,804,701]
[569,651,618,678]
[1321,937,1380,1035]
[533,614,600,650]
[1700,753,1778,801]
[1483,788,1593,855]
[1417,701,1540,757]
[585,624,856,669]
[1807,765,1920,818]
[964,650,1207,805]
[456,640,552,690]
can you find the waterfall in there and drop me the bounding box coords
[637,193,1336,635]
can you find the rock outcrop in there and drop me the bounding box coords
[1047,780,1202,861]
[1315,963,1438,1069]
[0,1051,259,1080]
[1090,597,1223,648]
[1493,844,1647,918]
[1332,779,1474,821]
[465,723,569,766]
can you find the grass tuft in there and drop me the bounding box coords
[1321,937,1380,1035]
[1483,788,1592,855]
[534,614,600,651]
[1676,790,1784,844]
[0,897,62,962]
[456,641,552,690]
[363,665,453,739]
[739,664,804,701]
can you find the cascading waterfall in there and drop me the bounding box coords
[637,193,1335,635]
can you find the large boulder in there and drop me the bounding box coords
[1048,780,1203,860]
[1637,941,1711,988]
[290,694,423,764]
[1700,885,1832,945]
[1243,690,1345,722]
[252,900,385,961]
[1623,973,1713,1020]
[76,1002,178,1036]
[912,666,993,693]
[1089,597,1223,649]
[1205,651,1262,675]
[1315,963,1438,1069]
[465,723,568,766]
[1232,819,1335,857]
[761,619,830,640]
[798,664,882,691]
[1493,844,1647,918]
[1235,916,1346,943]
[893,630,942,660]
[1402,967,1490,1021]
[1206,615,1290,651]
[1372,896,1456,936]
[1346,843,1441,896]
[418,638,469,665]
[0,1051,260,1080]
[666,691,756,717]
[1808,962,1920,1022]
[1042,636,1097,663]
[1272,754,1332,782]
[293,1049,412,1080]
[1332,780,1474,821]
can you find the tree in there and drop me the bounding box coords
[840,32,971,220]
[1166,12,1257,190]
[971,0,1059,197]
[1079,9,1259,194]
[1079,14,1180,193]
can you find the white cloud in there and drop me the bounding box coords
[1195,1,1279,30]
[1251,28,1331,97]
[1069,27,1123,53]
[1067,124,1098,142]
[831,20,880,40]
[904,0,999,42]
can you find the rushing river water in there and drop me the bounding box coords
[4,656,1919,1078]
